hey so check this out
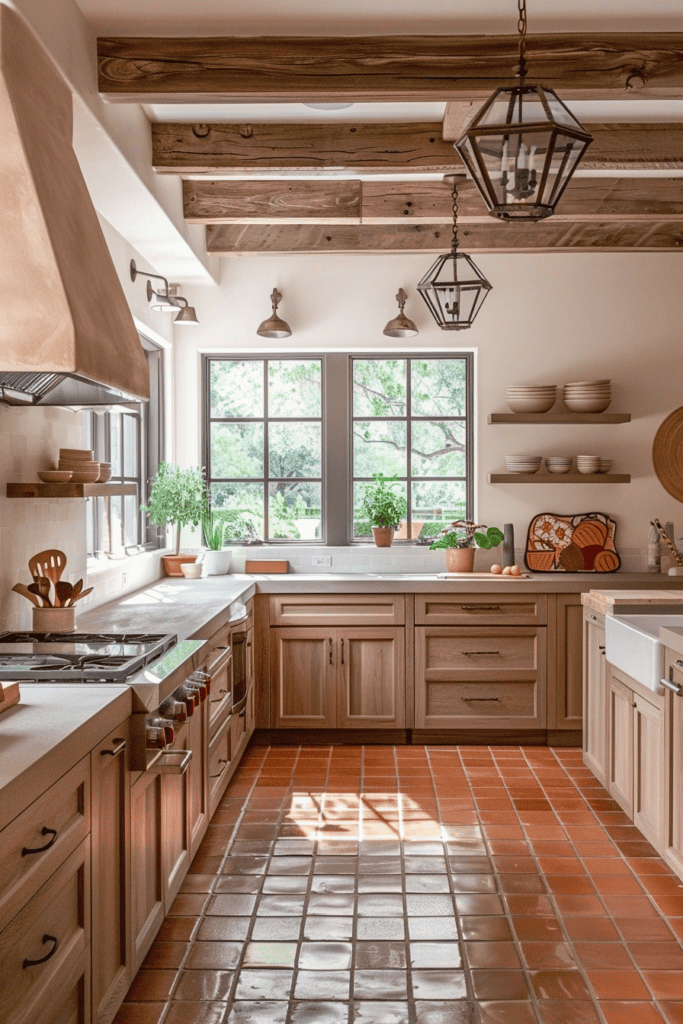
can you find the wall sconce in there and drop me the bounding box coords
[257,289,292,339]
[130,259,200,325]
[383,288,419,338]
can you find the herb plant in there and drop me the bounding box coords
[429,519,504,551]
[360,473,409,529]
[141,463,207,555]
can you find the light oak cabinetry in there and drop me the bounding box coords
[271,626,405,730]
[551,594,584,735]
[91,722,131,1024]
[129,768,164,971]
[607,665,665,849]
[583,610,607,784]
[663,652,683,878]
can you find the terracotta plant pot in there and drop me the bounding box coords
[372,526,395,548]
[162,554,198,577]
[445,546,476,573]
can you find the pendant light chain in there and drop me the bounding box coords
[450,183,460,254]
[516,0,528,81]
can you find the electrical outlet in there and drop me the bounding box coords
[121,572,127,586]
[312,556,332,567]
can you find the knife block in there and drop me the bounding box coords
[33,606,75,632]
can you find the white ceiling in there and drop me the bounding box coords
[78,0,683,36]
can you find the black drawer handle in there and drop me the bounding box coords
[101,738,126,756]
[598,645,606,651]
[22,827,57,857]
[462,605,502,611]
[677,659,683,671]
[23,934,58,968]
[461,697,501,702]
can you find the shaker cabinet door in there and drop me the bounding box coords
[336,628,405,729]
[271,628,336,728]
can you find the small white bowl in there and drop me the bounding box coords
[180,563,202,578]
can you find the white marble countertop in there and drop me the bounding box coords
[660,625,683,660]
[0,685,131,830]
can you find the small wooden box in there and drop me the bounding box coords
[0,682,20,715]
[245,560,290,574]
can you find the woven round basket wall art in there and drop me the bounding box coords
[653,406,683,503]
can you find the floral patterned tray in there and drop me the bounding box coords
[525,512,621,573]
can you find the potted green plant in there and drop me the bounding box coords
[199,506,232,576]
[430,519,504,572]
[141,463,207,576]
[360,473,409,547]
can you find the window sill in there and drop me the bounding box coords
[87,546,170,578]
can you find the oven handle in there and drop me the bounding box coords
[149,749,193,775]
[232,693,248,717]
[206,645,232,677]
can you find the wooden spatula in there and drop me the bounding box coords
[13,583,44,607]
[28,581,50,607]
[71,587,93,605]
[55,581,73,608]
[28,550,67,591]
[69,579,84,606]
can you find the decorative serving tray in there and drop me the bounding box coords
[525,512,621,573]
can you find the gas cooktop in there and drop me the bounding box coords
[0,631,178,680]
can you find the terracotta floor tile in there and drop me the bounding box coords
[174,971,234,1001]
[552,894,607,916]
[651,894,683,917]
[530,970,593,1000]
[602,894,659,917]
[520,942,577,968]
[644,973,683,1001]
[658,1003,683,1024]
[113,1003,166,1024]
[628,944,683,970]
[573,942,633,968]
[126,971,177,1001]
[592,875,645,895]
[545,874,597,895]
[164,1005,227,1024]
[505,895,556,916]
[601,1004,666,1024]
[536,1001,602,1024]
[563,917,621,941]
[465,942,521,968]
[587,969,651,1000]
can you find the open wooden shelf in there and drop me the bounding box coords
[489,473,631,484]
[488,413,631,424]
[6,482,137,498]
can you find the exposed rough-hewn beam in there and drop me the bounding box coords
[442,102,478,142]
[184,177,683,225]
[206,221,683,256]
[154,122,683,176]
[98,34,683,103]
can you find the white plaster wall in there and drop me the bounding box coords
[173,251,683,569]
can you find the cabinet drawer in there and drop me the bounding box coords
[231,702,247,756]
[0,838,90,1024]
[270,594,405,627]
[422,680,539,723]
[417,627,542,679]
[209,715,232,816]
[415,593,545,626]
[0,758,89,931]
[209,654,232,736]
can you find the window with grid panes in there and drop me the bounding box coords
[203,354,472,544]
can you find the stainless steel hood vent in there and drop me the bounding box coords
[0,371,141,407]
[0,8,150,407]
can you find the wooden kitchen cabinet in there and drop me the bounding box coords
[336,628,405,729]
[162,723,192,911]
[550,594,584,735]
[90,721,131,1024]
[663,651,683,877]
[414,626,546,733]
[271,628,336,728]
[129,769,164,970]
[583,609,608,784]
[187,701,209,860]
[271,626,404,730]
[607,665,665,848]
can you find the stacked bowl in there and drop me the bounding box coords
[506,455,542,475]
[563,380,611,413]
[507,385,556,414]
[545,456,573,475]
[576,455,601,475]
[58,448,100,483]
[596,459,613,475]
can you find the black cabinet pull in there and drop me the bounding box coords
[101,738,126,756]
[461,696,501,702]
[463,605,501,611]
[22,827,57,857]
[329,638,333,664]
[23,935,58,968]
[341,638,345,666]
[462,650,501,656]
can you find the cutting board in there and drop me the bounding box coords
[436,571,533,579]
[0,682,20,715]
[245,559,289,574]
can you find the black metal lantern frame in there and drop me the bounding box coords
[454,0,593,222]
[417,178,492,331]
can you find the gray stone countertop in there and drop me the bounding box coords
[0,685,131,830]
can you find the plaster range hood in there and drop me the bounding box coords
[0,7,149,407]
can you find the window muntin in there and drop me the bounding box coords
[206,358,324,543]
[352,357,471,541]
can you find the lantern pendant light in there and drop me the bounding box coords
[454,0,593,222]
[417,176,492,331]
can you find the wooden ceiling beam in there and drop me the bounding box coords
[206,221,683,256]
[98,34,683,102]
[154,122,683,176]
[184,177,683,225]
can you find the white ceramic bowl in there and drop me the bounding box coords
[545,458,572,474]
[596,460,613,474]
[507,398,556,414]
[180,562,202,578]
[506,456,542,474]
[564,398,612,413]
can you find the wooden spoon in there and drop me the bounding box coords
[68,579,84,606]
[28,550,67,591]
[27,582,49,607]
[55,581,73,608]
[35,577,52,607]
[13,583,44,607]
[71,587,93,605]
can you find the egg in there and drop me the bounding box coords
[490,564,502,574]
[502,565,513,575]
[510,565,521,576]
